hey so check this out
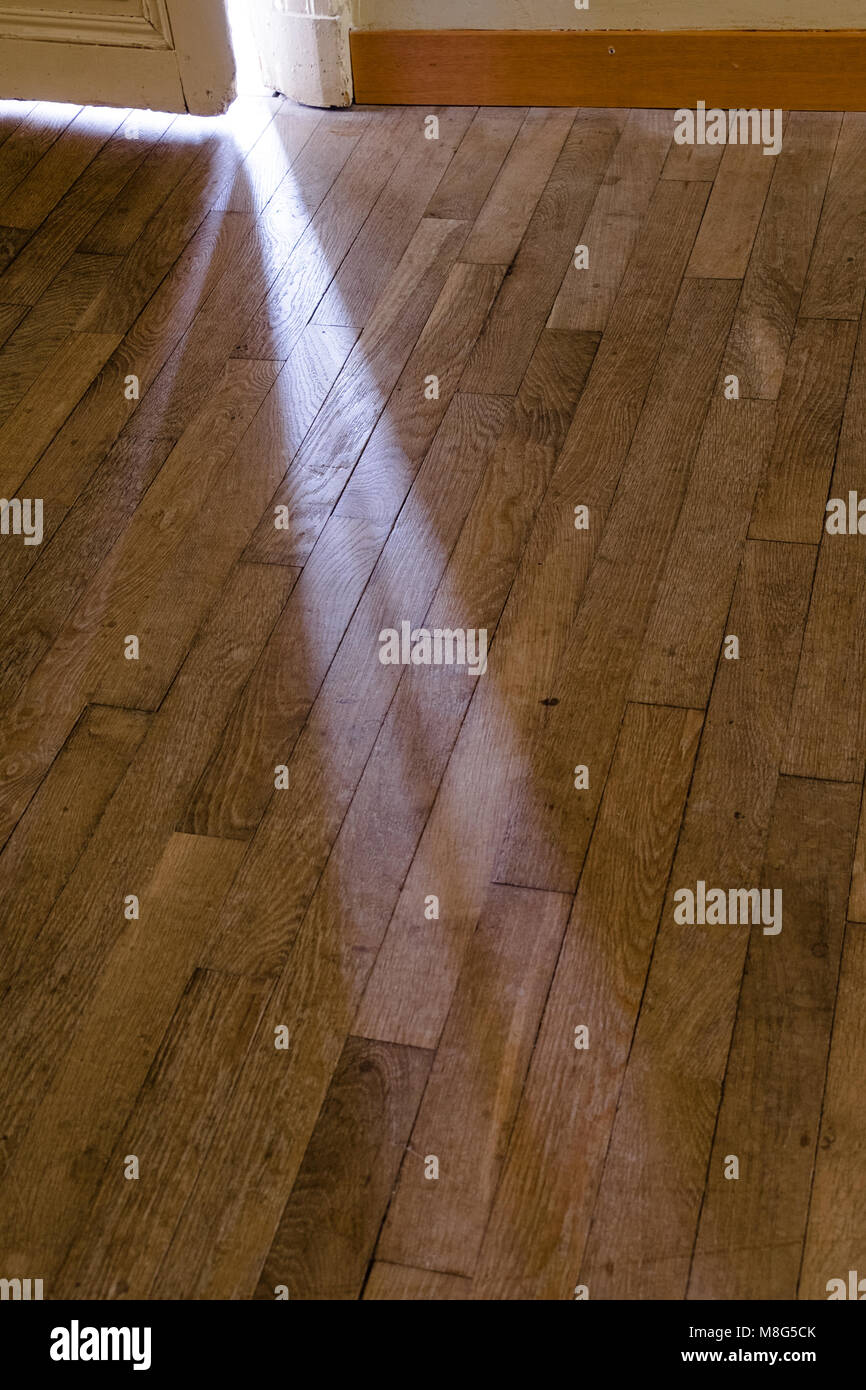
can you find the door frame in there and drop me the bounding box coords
[0,0,236,114]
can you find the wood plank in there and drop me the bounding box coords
[0,331,121,498]
[78,96,282,335]
[460,108,626,394]
[0,225,30,274]
[298,259,502,529]
[0,559,292,1186]
[548,108,672,331]
[632,399,775,710]
[245,216,471,569]
[0,102,79,209]
[0,499,66,610]
[375,885,568,1277]
[800,925,866,1299]
[473,702,701,1300]
[688,777,858,1300]
[312,107,475,328]
[230,324,359,565]
[203,389,511,977]
[0,833,246,1279]
[186,265,503,838]
[157,340,591,1297]
[660,137,723,182]
[85,359,283,711]
[0,438,175,709]
[182,515,388,839]
[783,316,866,782]
[574,540,815,1299]
[458,107,575,265]
[355,330,599,1048]
[0,301,26,349]
[77,121,208,257]
[351,29,866,110]
[0,705,149,997]
[256,111,372,227]
[234,107,410,359]
[56,968,267,1299]
[849,817,866,923]
[800,112,866,320]
[212,100,323,215]
[28,212,249,515]
[0,105,127,230]
[0,100,37,146]
[686,133,781,279]
[495,277,739,893]
[748,317,857,544]
[149,397,522,1300]
[0,110,173,306]
[363,1263,470,1300]
[254,1038,432,1301]
[723,111,840,399]
[0,251,118,422]
[356,181,709,1059]
[424,107,525,222]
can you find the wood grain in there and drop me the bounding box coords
[374,885,568,1277]
[800,925,866,1300]
[577,541,815,1299]
[363,1263,471,1300]
[688,777,859,1300]
[3,97,864,1303]
[255,1037,432,1301]
[474,703,702,1299]
[495,276,738,892]
[632,399,775,709]
[748,317,857,543]
[351,30,866,110]
[723,111,839,399]
[460,108,625,394]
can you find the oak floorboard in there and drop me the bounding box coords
[374,885,568,1277]
[748,316,857,544]
[363,1263,471,1300]
[548,107,672,331]
[576,541,815,1299]
[688,777,859,1300]
[460,108,626,393]
[0,705,150,998]
[3,100,865,1304]
[494,277,739,893]
[0,560,292,1170]
[0,833,247,1281]
[722,111,840,399]
[0,251,119,421]
[356,182,709,1057]
[255,1037,432,1301]
[473,703,702,1299]
[799,925,866,1300]
[55,967,268,1300]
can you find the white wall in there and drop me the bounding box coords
[354,0,865,28]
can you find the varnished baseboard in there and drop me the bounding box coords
[349,28,866,109]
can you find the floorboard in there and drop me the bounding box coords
[1,96,863,1303]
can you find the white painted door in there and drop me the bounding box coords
[246,0,352,108]
[0,0,236,114]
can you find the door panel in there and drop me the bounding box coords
[0,0,235,114]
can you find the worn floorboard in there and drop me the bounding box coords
[0,97,862,1303]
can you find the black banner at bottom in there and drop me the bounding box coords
[1,1298,860,1376]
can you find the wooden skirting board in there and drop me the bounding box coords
[350,29,866,109]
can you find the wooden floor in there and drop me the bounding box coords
[0,96,865,1302]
